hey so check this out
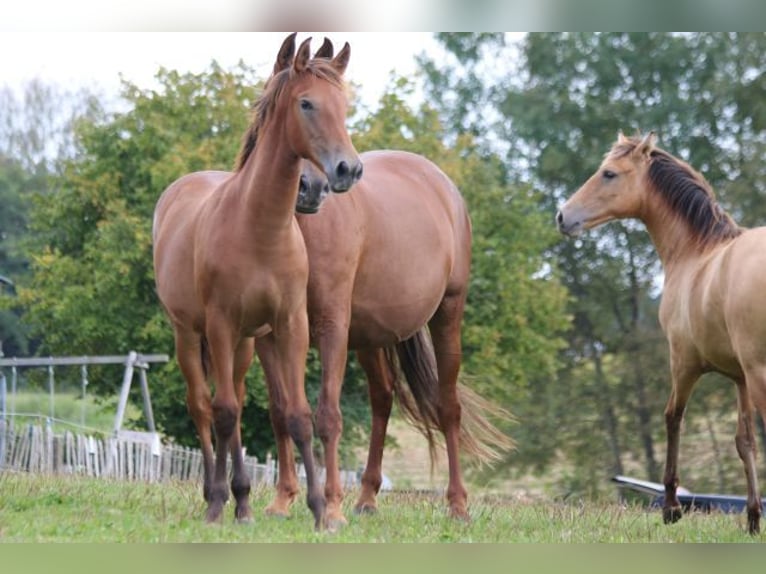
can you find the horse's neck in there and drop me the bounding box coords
[642,196,709,274]
[234,129,301,234]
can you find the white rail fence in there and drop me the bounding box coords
[0,351,360,488]
[0,423,268,483]
[0,423,360,489]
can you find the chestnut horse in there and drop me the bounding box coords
[557,132,766,534]
[259,149,512,529]
[152,33,361,529]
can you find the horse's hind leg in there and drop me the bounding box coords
[174,328,215,505]
[255,334,300,517]
[229,337,255,523]
[737,376,763,535]
[354,348,394,515]
[428,292,469,520]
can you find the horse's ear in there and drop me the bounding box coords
[617,130,628,144]
[294,37,312,73]
[636,131,657,157]
[314,37,334,59]
[274,32,297,75]
[331,42,350,75]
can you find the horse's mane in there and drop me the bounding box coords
[610,137,742,246]
[235,59,345,171]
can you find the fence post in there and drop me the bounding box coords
[0,370,6,469]
[113,351,137,435]
[47,364,55,421]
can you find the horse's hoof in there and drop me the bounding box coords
[354,503,378,516]
[236,513,254,525]
[325,516,347,533]
[264,507,290,520]
[662,506,683,524]
[448,503,471,522]
[205,505,225,524]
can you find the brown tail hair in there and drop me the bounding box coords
[385,328,515,470]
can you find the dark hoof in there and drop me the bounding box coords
[205,502,225,524]
[235,503,253,524]
[662,506,683,524]
[747,513,760,535]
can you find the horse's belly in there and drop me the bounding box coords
[347,297,441,349]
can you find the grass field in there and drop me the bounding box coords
[0,471,760,543]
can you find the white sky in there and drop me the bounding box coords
[0,32,443,110]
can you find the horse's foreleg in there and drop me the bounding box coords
[229,337,255,523]
[205,318,239,523]
[736,379,761,535]
[429,294,469,521]
[662,357,698,526]
[314,324,350,530]
[354,348,394,515]
[255,334,300,517]
[275,311,326,530]
[175,330,215,505]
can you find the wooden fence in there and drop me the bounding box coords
[0,421,359,489]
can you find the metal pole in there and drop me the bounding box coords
[113,351,137,435]
[81,365,88,429]
[0,370,6,469]
[10,366,16,419]
[48,364,55,421]
[138,366,156,432]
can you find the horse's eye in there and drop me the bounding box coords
[603,170,617,180]
[300,99,314,111]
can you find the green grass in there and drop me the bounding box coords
[0,472,760,542]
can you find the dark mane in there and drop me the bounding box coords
[235,59,345,171]
[647,149,742,245]
[610,137,741,246]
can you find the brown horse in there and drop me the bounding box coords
[557,132,766,534]
[259,149,512,529]
[151,33,362,529]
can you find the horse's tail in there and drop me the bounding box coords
[386,328,515,471]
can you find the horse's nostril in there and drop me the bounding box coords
[299,175,309,192]
[336,160,350,178]
[555,210,564,226]
[355,162,363,181]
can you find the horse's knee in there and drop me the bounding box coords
[287,410,314,445]
[315,406,342,444]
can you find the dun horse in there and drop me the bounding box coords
[557,132,766,534]
[152,33,362,528]
[261,144,512,527]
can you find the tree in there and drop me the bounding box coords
[0,81,103,358]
